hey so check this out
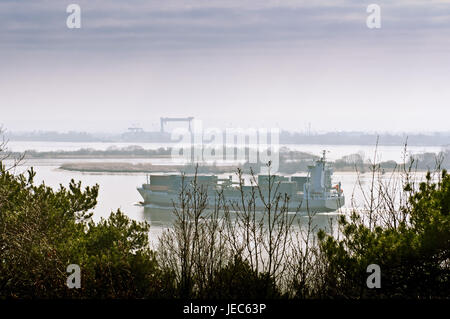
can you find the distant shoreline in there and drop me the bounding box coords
[6,130,450,147]
[58,162,432,174]
[3,145,448,173]
[21,154,172,159]
[59,162,240,174]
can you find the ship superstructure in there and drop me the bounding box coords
[137,151,345,212]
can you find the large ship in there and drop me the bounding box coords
[137,151,345,213]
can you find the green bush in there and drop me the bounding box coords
[318,170,450,298]
[0,164,170,298]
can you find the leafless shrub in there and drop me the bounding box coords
[0,126,24,171]
[157,139,442,298]
[157,163,315,296]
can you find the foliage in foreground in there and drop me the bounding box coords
[0,164,170,298]
[318,170,449,298]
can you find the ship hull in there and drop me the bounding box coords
[138,188,345,213]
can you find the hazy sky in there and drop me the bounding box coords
[1,0,449,133]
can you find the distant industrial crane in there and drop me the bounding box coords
[160,117,194,133]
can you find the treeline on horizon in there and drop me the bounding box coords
[6,130,450,146]
[4,146,449,173]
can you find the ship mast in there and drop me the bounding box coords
[321,150,327,172]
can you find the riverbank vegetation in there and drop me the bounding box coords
[54,147,449,174]
[2,143,448,174]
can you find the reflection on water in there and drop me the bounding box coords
[142,204,340,228]
[142,205,177,226]
[141,203,341,247]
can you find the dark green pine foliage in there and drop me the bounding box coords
[318,170,449,299]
